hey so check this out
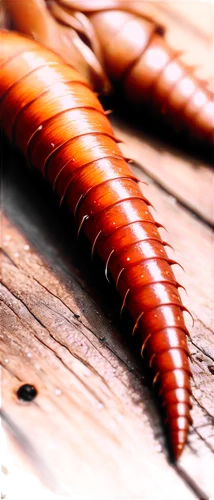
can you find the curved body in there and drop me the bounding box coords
[2,0,213,146]
[87,6,213,146]
[0,30,192,459]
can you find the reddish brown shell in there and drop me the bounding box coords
[0,30,192,460]
[2,0,213,147]
[87,8,213,145]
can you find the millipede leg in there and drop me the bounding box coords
[132,311,144,336]
[74,194,84,219]
[141,334,151,358]
[116,267,125,290]
[120,288,130,319]
[105,250,114,282]
[91,230,102,260]
[77,215,89,241]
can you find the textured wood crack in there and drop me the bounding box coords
[2,250,144,394]
[113,123,213,227]
[190,339,214,364]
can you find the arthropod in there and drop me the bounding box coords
[0,30,193,460]
[2,0,214,148]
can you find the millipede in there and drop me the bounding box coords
[0,30,193,460]
[2,0,213,148]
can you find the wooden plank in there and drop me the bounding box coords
[1,140,214,500]
[113,119,214,226]
[157,1,213,42]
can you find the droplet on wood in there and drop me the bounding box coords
[55,388,62,396]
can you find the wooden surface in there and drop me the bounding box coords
[1,132,214,500]
[1,2,214,500]
[132,0,213,83]
[114,124,213,226]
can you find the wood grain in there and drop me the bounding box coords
[131,0,213,81]
[113,119,214,226]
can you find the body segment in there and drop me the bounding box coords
[2,0,213,146]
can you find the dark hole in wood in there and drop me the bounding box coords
[17,384,37,402]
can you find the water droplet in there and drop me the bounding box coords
[26,352,32,358]
[127,257,130,261]
[13,252,19,257]
[5,235,11,241]
[47,439,58,450]
[149,464,158,472]
[5,359,9,363]
[97,402,104,410]
[23,245,30,251]
[55,388,62,396]
[51,142,55,148]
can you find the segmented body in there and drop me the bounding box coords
[0,30,192,459]
[2,0,213,146]
[87,6,213,145]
